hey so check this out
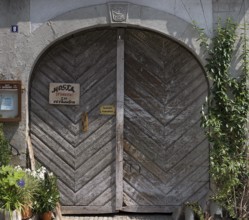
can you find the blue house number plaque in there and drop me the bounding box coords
[11,25,18,33]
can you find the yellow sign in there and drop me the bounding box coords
[100,105,116,115]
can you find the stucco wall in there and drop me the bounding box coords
[0,0,248,166]
[0,0,30,165]
[30,0,213,34]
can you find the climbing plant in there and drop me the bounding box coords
[194,18,249,218]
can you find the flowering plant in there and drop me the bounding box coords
[0,165,25,213]
[0,165,40,217]
[15,166,39,209]
[32,167,60,214]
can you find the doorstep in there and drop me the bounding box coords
[62,215,173,220]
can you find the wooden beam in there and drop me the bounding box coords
[62,205,116,214]
[26,131,35,170]
[120,205,180,213]
[116,28,124,211]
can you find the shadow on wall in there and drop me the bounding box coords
[0,0,29,28]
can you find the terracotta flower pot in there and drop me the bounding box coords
[40,211,52,220]
[21,206,32,220]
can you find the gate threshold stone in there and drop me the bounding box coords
[62,214,173,220]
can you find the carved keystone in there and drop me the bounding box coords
[108,3,129,23]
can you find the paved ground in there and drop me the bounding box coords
[62,215,173,220]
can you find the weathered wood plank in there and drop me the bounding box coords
[62,205,116,215]
[30,112,75,155]
[162,141,209,189]
[76,30,116,75]
[123,193,138,206]
[76,114,115,147]
[124,120,161,162]
[185,182,209,204]
[76,164,115,205]
[123,152,169,195]
[30,99,77,142]
[73,30,112,56]
[125,31,164,69]
[124,96,165,144]
[116,29,124,211]
[120,205,179,213]
[75,118,116,160]
[31,135,75,184]
[124,141,168,184]
[57,180,76,205]
[125,76,165,124]
[31,122,75,168]
[90,185,115,206]
[75,143,115,190]
[77,50,116,94]
[123,161,165,205]
[123,181,153,206]
[125,58,164,102]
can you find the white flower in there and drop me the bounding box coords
[31,170,37,177]
[25,168,31,173]
[15,165,22,171]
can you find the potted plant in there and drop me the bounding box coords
[33,167,60,220]
[0,165,25,220]
[0,165,41,220]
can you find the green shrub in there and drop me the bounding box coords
[32,167,60,214]
[0,123,11,166]
[194,18,249,218]
[0,165,25,213]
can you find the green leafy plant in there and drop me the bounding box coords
[194,18,249,218]
[0,165,25,213]
[185,202,206,220]
[33,167,60,214]
[15,167,40,209]
[0,123,11,166]
[0,165,41,220]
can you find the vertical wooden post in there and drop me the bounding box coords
[26,131,35,171]
[116,28,124,211]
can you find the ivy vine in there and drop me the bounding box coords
[194,18,249,218]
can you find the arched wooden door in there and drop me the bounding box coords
[30,28,209,214]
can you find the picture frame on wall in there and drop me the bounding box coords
[0,81,21,122]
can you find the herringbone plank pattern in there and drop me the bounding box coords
[30,28,209,214]
[30,29,117,210]
[123,29,209,211]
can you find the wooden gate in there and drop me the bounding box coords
[122,29,209,212]
[30,28,209,214]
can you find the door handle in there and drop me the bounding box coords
[82,112,88,132]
